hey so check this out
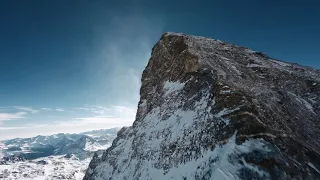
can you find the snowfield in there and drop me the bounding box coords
[0,155,90,180]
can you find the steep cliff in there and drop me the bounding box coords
[83,33,320,180]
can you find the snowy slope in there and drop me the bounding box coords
[0,155,90,180]
[0,128,119,180]
[81,128,119,151]
[84,33,320,180]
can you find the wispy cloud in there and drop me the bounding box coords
[14,106,39,114]
[55,115,119,126]
[55,108,64,112]
[41,108,52,111]
[48,105,135,131]
[0,126,27,130]
[0,112,27,121]
[113,105,136,114]
[88,13,163,106]
[76,106,111,115]
[76,107,91,111]
[26,124,49,128]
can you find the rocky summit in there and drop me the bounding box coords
[83,33,320,180]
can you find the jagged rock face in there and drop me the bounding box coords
[83,33,320,180]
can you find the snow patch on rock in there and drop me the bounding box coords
[289,92,315,113]
[163,81,186,96]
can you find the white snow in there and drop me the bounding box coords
[0,156,91,180]
[246,63,266,68]
[215,107,240,118]
[270,59,291,67]
[214,107,241,125]
[220,90,232,95]
[164,32,186,37]
[289,92,315,113]
[0,128,119,179]
[88,80,271,180]
[84,140,111,152]
[230,65,242,75]
[163,81,186,96]
[308,162,320,175]
[93,131,271,180]
[245,49,256,53]
[139,99,147,108]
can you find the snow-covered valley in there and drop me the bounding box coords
[0,128,119,180]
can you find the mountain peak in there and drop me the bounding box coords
[84,33,320,180]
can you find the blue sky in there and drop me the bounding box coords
[0,0,319,139]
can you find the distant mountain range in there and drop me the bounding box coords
[0,127,119,162]
[0,128,120,179]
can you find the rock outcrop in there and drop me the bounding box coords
[83,33,320,180]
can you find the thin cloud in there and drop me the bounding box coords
[14,106,39,114]
[57,115,119,126]
[76,106,112,115]
[41,108,52,111]
[89,13,163,106]
[0,126,27,130]
[31,124,49,128]
[113,105,136,113]
[0,112,27,121]
[56,105,136,127]
[56,108,64,112]
[0,105,136,140]
[76,107,91,111]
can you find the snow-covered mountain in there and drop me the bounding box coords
[0,128,119,179]
[84,33,320,180]
[80,128,120,152]
[0,128,119,161]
